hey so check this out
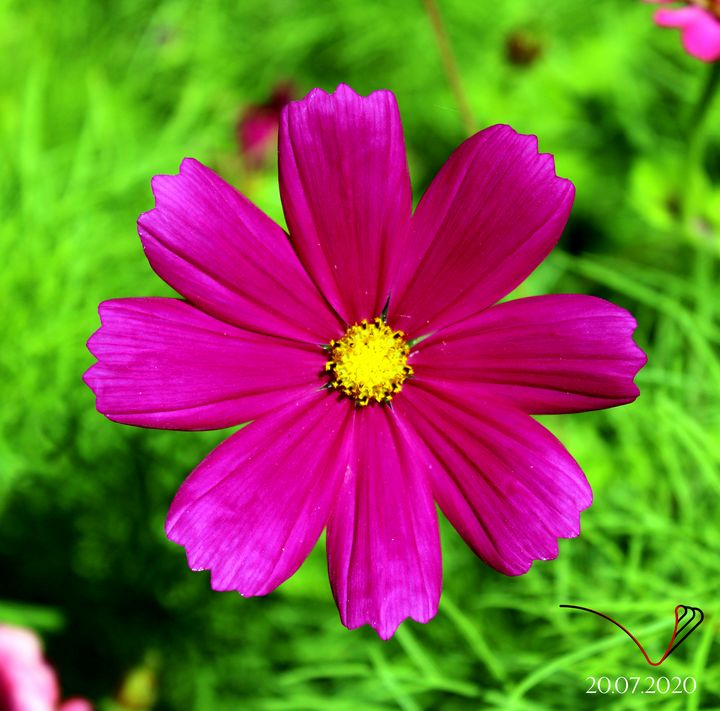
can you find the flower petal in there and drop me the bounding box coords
[411,294,646,414]
[84,298,324,430]
[0,625,60,711]
[60,701,94,711]
[396,383,592,575]
[326,405,441,639]
[279,85,413,325]
[166,392,353,595]
[654,7,720,62]
[654,6,698,25]
[138,158,340,343]
[390,125,574,336]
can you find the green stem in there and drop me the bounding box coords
[422,0,476,135]
[681,65,720,411]
[682,62,720,230]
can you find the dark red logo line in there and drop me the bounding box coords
[560,604,704,666]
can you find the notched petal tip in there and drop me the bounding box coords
[95,297,127,325]
[495,499,592,578]
[625,310,648,401]
[138,158,208,232]
[150,156,203,185]
[569,296,647,404]
[85,298,134,361]
[374,616,432,642]
[282,83,398,121]
[481,125,577,202]
[178,156,203,174]
[82,361,124,424]
[81,361,98,391]
[282,85,336,114]
[341,606,439,641]
[83,302,111,387]
[168,526,248,594]
[84,331,101,361]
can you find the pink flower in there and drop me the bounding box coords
[236,82,294,171]
[0,625,92,711]
[84,85,646,639]
[58,703,91,711]
[647,0,720,62]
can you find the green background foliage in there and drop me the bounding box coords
[1,0,719,708]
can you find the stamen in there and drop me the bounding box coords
[324,317,413,406]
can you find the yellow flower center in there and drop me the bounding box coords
[324,318,413,406]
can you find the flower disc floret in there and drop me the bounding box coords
[325,318,413,405]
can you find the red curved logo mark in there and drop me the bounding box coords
[560,604,704,666]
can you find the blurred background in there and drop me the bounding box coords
[1,0,719,708]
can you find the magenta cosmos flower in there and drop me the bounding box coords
[84,85,646,639]
[0,625,92,711]
[647,0,720,61]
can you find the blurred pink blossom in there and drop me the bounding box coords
[236,82,295,171]
[647,0,720,62]
[0,625,92,711]
[59,701,92,711]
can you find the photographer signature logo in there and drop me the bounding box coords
[560,604,704,666]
